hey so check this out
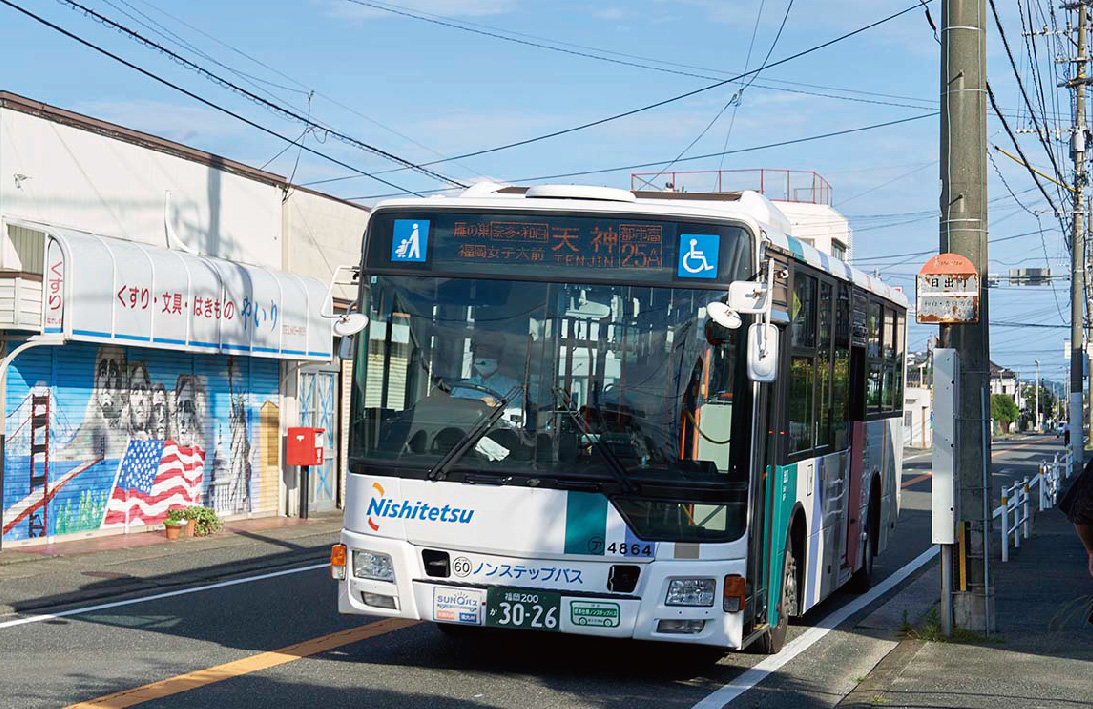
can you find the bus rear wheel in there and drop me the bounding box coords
[849,512,875,593]
[759,537,796,654]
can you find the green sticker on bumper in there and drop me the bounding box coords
[570,601,620,628]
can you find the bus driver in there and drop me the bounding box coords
[450,333,522,408]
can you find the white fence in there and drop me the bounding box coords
[994,450,1073,562]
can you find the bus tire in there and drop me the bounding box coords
[849,505,876,593]
[760,536,796,654]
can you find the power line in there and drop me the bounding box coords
[346,112,939,200]
[987,0,1069,187]
[118,0,489,180]
[986,80,1069,242]
[320,0,936,186]
[55,0,466,188]
[987,142,1067,321]
[338,0,939,106]
[836,161,938,206]
[852,228,1064,264]
[649,0,796,182]
[717,0,768,175]
[0,0,423,195]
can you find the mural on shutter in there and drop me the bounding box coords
[1,342,280,543]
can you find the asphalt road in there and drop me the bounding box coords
[0,435,1065,709]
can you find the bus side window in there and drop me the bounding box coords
[866,301,883,412]
[883,307,897,410]
[817,281,833,448]
[833,283,851,449]
[895,312,906,406]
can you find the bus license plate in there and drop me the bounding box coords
[485,588,561,631]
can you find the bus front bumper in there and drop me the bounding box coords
[335,529,748,649]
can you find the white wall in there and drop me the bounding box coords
[282,189,368,304]
[0,107,283,269]
[771,201,852,259]
[904,386,932,448]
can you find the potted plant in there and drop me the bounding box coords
[182,505,222,537]
[164,509,186,541]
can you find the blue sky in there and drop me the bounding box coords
[0,0,1073,387]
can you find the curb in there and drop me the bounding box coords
[835,638,926,708]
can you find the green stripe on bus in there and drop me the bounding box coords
[786,236,806,259]
[564,491,607,555]
[767,462,798,628]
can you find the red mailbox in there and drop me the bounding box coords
[286,427,325,466]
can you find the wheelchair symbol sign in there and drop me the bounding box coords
[677,233,720,278]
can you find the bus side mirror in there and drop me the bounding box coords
[747,323,778,382]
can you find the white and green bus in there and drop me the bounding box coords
[331,183,907,653]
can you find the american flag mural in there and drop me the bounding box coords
[102,439,205,527]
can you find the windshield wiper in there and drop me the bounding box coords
[553,387,638,495]
[427,384,523,482]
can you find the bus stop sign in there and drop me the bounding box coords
[916,253,979,324]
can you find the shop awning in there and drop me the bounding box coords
[27,222,333,360]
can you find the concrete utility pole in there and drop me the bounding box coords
[1069,2,1088,477]
[1036,359,1041,431]
[939,0,994,633]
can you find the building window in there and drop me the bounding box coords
[904,411,913,427]
[832,242,847,261]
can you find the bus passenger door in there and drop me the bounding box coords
[843,345,867,569]
[745,372,781,633]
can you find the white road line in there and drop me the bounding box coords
[0,563,327,630]
[692,546,940,709]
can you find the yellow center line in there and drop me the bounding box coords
[65,618,421,708]
[995,438,1041,455]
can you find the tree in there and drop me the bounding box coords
[1020,383,1057,427]
[991,394,1020,433]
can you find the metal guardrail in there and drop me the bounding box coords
[994,450,1073,562]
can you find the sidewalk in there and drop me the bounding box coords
[843,508,1092,708]
[0,512,343,617]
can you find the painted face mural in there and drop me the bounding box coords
[128,363,152,439]
[173,375,206,450]
[94,346,128,425]
[64,346,131,459]
[149,383,169,441]
[2,343,281,543]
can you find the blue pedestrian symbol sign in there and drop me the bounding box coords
[392,219,429,262]
[677,233,720,278]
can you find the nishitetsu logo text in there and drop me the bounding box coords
[367,482,476,531]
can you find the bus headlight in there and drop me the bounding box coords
[665,578,716,607]
[353,550,395,582]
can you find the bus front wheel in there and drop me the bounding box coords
[759,537,796,654]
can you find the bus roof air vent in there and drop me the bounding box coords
[459,181,511,197]
[524,184,637,203]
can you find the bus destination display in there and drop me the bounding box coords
[371,211,752,284]
[451,219,664,270]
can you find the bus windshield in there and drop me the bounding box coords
[350,276,752,486]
